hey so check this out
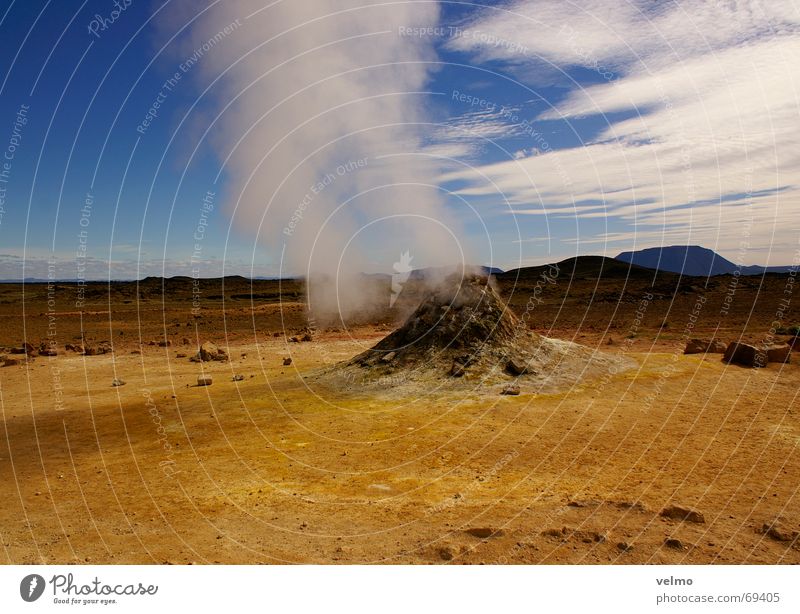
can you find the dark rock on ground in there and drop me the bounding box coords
[723,342,767,368]
[465,527,504,539]
[660,505,705,524]
[505,358,531,375]
[759,520,799,543]
[684,338,727,354]
[766,344,791,364]
[198,341,227,362]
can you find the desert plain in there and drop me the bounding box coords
[0,257,798,564]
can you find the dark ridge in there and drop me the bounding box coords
[498,256,666,282]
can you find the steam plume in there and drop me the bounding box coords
[169,1,464,324]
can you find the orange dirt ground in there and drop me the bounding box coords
[0,264,798,564]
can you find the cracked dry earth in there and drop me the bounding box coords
[1,331,798,564]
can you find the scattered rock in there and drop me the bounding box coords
[232,374,245,381]
[301,333,313,342]
[130,349,141,354]
[176,352,187,358]
[501,384,520,395]
[438,546,455,561]
[684,338,727,354]
[540,526,605,543]
[566,498,604,508]
[505,358,531,376]
[3,357,20,367]
[97,341,113,354]
[664,538,686,550]
[617,541,634,552]
[660,505,705,524]
[111,379,126,387]
[450,361,466,377]
[289,336,300,343]
[198,341,227,362]
[379,351,396,364]
[582,531,606,544]
[759,520,799,544]
[283,357,292,366]
[182,338,190,345]
[84,346,98,356]
[765,344,791,364]
[709,340,728,353]
[39,342,57,356]
[465,527,504,539]
[723,342,767,368]
[158,340,172,347]
[197,376,213,386]
[612,500,649,513]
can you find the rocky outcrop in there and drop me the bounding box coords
[320,273,632,394]
[660,505,705,524]
[197,341,227,362]
[723,342,767,368]
[684,338,726,354]
[765,344,791,364]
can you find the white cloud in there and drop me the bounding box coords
[441,0,800,264]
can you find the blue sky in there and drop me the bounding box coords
[0,1,798,279]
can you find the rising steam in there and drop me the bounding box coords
[167,1,465,324]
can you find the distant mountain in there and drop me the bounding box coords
[408,265,503,280]
[615,245,794,276]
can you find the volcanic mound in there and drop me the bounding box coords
[316,274,633,395]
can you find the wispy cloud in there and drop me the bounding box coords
[440,0,800,264]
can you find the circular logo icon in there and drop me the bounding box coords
[20,574,45,602]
